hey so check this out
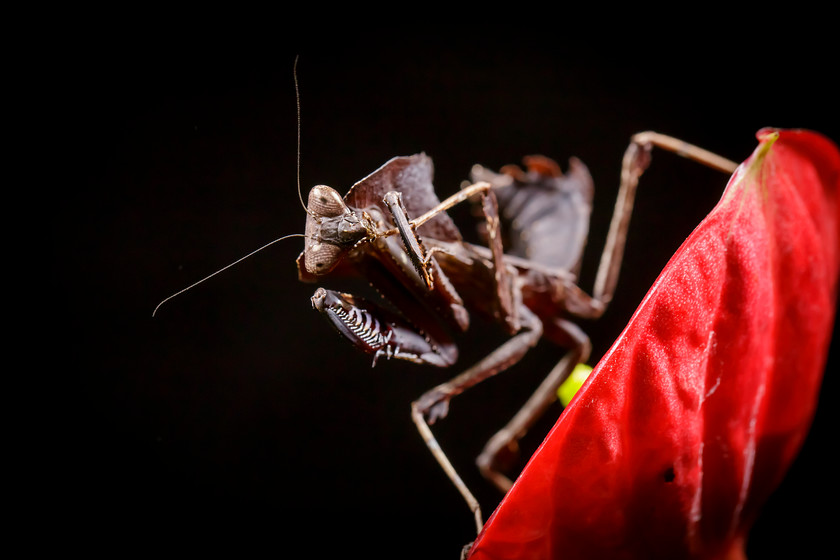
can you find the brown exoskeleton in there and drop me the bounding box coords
[298,133,738,533]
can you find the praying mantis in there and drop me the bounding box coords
[296,132,738,533]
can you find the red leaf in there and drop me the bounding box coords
[467,129,840,560]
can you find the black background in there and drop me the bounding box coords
[50,32,837,558]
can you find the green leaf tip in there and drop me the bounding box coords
[723,128,781,206]
[754,128,781,163]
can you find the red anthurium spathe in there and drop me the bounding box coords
[467,129,840,560]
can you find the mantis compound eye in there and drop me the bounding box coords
[307,185,346,217]
[304,241,343,275]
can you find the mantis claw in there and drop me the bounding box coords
[416,389,452,425]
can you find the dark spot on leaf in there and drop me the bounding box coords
[663,466,676,483]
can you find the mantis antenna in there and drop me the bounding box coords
[294,54,313,217]
[154,55,312,317]
[152,233,306,317]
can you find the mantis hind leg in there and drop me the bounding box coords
[476,318,591,492]
[592,132,739,309]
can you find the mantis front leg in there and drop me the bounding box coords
[381,181,494,289]
[383,182,519,332]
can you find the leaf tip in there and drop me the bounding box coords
[729,128,781,199]
[756,127,781,143]
[753,128,781,164]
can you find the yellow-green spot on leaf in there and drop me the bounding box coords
[558,363,593,407]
